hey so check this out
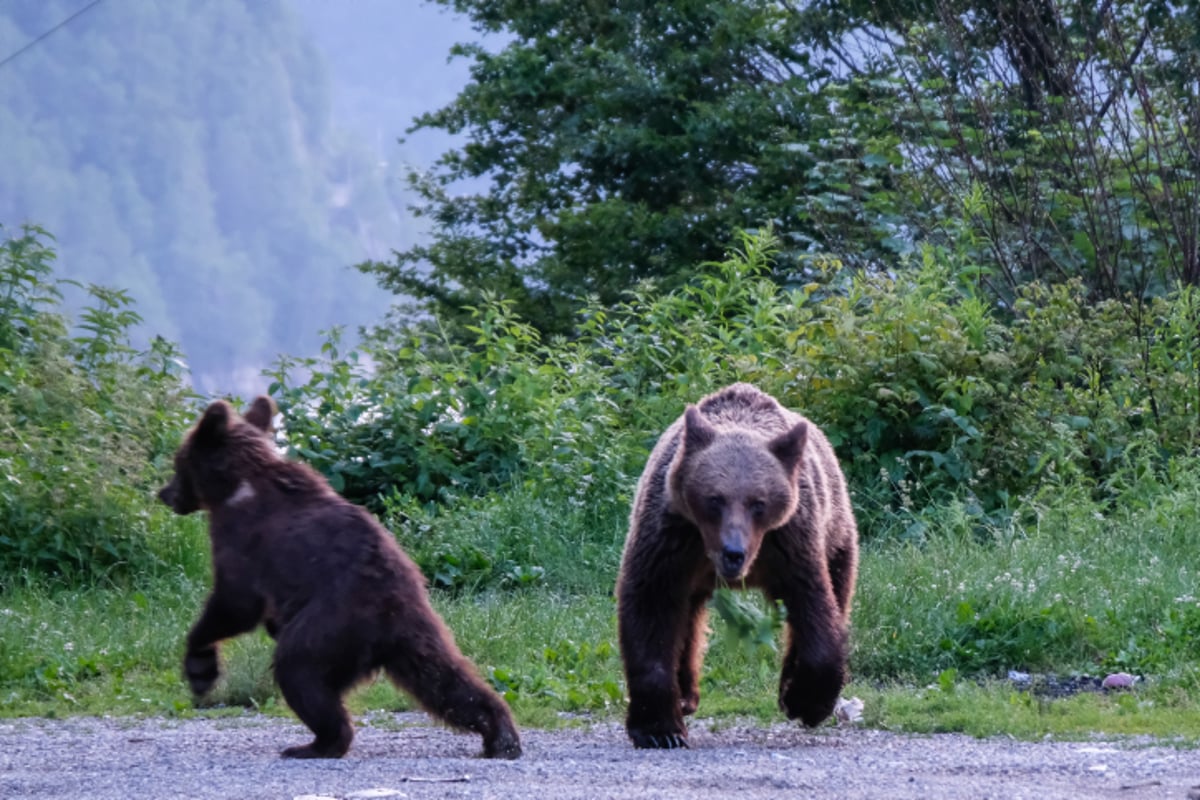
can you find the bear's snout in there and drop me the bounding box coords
[719,545,746,578]
[713,522,752,580]
[157,479,193,514]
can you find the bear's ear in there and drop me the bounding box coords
[194,400,233,444]
[682,405,717,453]
[768,420,808,476]
[243,395,277,434]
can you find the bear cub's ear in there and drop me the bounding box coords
[195,400,233,444]
[768,420,808,476]
[243,395,277,434]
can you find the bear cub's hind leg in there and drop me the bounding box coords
[382,615,522,760]
[274,663,354,759]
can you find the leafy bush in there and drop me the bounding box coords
[0,225,197,584]
[272,226,1200,552]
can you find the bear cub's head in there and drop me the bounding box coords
[668,405,807,581]
[158,396,277,515]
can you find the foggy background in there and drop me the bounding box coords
[0,0,475,394]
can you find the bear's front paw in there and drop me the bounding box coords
[628,724,689,749]
[184,647,220,696]
[779,661,844,727]
[483,727,523,760]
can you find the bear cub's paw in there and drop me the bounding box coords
[281,741,350,760]
[483,729,523,760]
[183,647,220,697]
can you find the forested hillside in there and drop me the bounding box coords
[289,0,473,170]
[0,0,421,391]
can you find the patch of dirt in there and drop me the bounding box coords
[1,713,1197,800]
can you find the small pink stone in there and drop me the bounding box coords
[1101,672,1135,689]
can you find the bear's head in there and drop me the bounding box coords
[158,396,278,514]
[667,405,807,581]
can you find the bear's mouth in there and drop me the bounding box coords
[710,550,750,581]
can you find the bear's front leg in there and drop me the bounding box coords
[758,532,851,728]
[618,575,696,748]
[625,660,689,749]
[763,563,849,724]
[771,581,848,727]
[184,584,265,697]
[778,633,847,727]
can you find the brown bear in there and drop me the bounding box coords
[616,383,858,748]
[158,396,522,760]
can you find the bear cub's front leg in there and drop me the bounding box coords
[183,645,220,697]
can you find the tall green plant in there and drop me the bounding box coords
[0,225,196,583]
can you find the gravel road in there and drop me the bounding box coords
[2,712,1197,800]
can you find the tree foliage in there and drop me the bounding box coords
[283,229,1200,544]
[374,0,1199,329]
[827,0,1200,301]
[368,0,903,329]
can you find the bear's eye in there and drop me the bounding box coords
[749,500,766,518]
[705,495,725,515]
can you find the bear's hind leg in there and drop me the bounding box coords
[826,533,858,618]
[274,662,354,759]
[383,615,521,759]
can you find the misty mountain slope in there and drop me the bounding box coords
[0,0,420,392]
[290,0,473,169]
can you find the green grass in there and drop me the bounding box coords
[3,464,1200,740]
[853,475,1200,680]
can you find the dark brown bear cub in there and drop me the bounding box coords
[159,397,521,760]
[616,383,859,748]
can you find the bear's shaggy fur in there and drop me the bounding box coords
[616,383,858,748]
[158,397,521,760]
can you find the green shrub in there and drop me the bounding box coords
[9,216,1197,600]
[267,226,1200,550]
[0,225,197,584]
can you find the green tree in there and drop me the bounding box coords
[372,0,1199,331]
[795,0,1200,301]
[367,0,902,330]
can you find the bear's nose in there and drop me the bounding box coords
[720,545,745,576]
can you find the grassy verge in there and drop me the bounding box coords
[3,465,1199,740]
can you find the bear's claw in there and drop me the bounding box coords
[630,731,689,749]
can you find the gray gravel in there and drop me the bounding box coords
[1,712,1197,799]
